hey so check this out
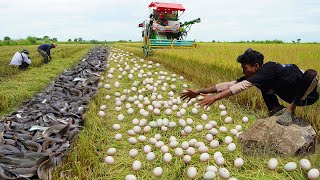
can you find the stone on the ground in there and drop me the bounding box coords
[239,116,316,155]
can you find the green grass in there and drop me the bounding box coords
[53,48,320,179]
[0,44,93,115]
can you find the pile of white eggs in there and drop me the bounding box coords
[100,49,319,179]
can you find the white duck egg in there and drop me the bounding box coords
[184,126,192,134]
[242,116,249,123]
[125,174,136,180]
[215,156,225,166]
[132,118,139,125]
[114,133,122,141]
[213,152,222,160]
[195,142,205,148]
[178,119,187,127]
[188,139,197,147]
[143,126,151,133]
[308,169,320,180]
[175,148,184,157]
[128,137,137,144]
[181,141,190,150]
[210,140,220,149]
[163,153,172,163]
[144,145,152,153]
[206,166,218,173]
[268,158,278,170]
[149,138,157,145]
[137,135,146,142]
[224,117,233,124]
[153,108,161,115]
[105,95,111,100]
[205,124,213,130]
[104,156,114,164]
[129,149,138,157]
[104,83,111,89]
[153,167,163,177]
[115,106,122,112]
[170,141,179,148]
[227,143,236,152]
[165,109,172,115]
[107,148,117,155]
[187,167,197,178]
[220,110,227,116]
[209,120,217,127]
[199,146,209,153]
[234,158,244,168]
[115,81,120,88]
[169,136,177,142]
[127,130,135,136]
[201,114,208,120]
[154,134,161,140]
[100,105,107,110]
[183,155,192,163]
[224,136,233,144]
[186,147,196,156]
[230,129,239,136]
[200,153,210,162]
[203,171,216,180]
[117,114,124,121]
[299,159,311,171]
[219,104,226,110]
[219,168,230,179]
[146,152,155,161]
[195,124,204,132]
[132,160,142,171]
[192,108,198,114]
[155,141,164,148]
[112,124,121,130]
[284,162,297,172]
[98,111,105,117]
[235,125,242,131]
[160,145,169,153]
[219,126,228,133]
[205,134,214,142]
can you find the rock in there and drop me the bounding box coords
[239,116,316,156]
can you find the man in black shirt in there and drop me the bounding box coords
[181,48,319,126]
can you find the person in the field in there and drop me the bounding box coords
[181,48,319,126]
[9,49,32,70]
[37,43,56,64]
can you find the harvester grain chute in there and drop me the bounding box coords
[138,2,201,57]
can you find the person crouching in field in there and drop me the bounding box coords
[37,43,56,64]
[9,49,32,70]
[181,48,319,126]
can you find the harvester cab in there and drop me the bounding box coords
[138,2,201,57]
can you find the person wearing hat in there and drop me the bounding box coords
[9,49,32,70]
[181,48,319,126]
[37,43,56,64]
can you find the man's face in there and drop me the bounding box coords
[241,63,258,78]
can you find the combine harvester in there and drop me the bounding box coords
[139,2,201,56]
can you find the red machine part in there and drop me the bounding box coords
[148,2,185,12]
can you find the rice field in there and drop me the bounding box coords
[113,42,320,132]
[52,45,320,179]
[0,44,93,115]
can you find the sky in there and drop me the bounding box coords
[0,0,320,42]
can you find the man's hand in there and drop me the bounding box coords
[198,94,216,108]
[180,89,200,102]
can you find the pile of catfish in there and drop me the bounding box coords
[0,46,109,179]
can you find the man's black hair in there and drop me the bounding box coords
[237,48,264,66]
